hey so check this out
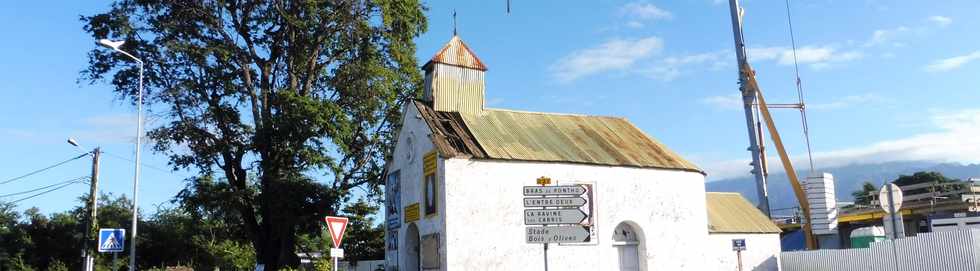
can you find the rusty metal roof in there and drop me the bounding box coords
[413,100,701,172]
[706,192,782,234]
[423,35,488,71]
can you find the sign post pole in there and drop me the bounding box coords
[537,176,550,271]
[732,238,746,271]
[736,250,742,271]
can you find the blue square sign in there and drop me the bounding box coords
[732,238,746,251]
[98,228,126,253]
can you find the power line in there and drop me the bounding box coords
[10,180,85,204]
[0,176,89,198]
[1,153,90,185]
[101,150,189,177]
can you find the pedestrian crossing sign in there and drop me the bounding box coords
[98,228,126,253]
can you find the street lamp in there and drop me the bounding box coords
[98,38,143,271]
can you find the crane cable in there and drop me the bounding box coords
[784,0,816,175]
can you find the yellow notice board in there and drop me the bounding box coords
[404,202,421,223]
[423,151,437,176]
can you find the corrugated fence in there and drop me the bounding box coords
[781,229,980,271]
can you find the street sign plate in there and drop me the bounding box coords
[523,197,587,208]
[879,184,904,213]
[732,239,746,251]
[526,226,590,243]
[324,216,349,248]
[98,228,126,253]
[330,248,344,258]
[523,185,586,196]
[524,209,587,225]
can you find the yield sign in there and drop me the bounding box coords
[325,216,349,248]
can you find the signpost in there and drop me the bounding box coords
[523,177,593,271]
[526,226,590,243]
[324,216,349,271]
[878,183,904,239]
[98,229,126,253]
[524,197,587,208]
[732,239,746,271]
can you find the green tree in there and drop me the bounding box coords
[851,181,877,206]
[81,1,427,269]
[339,199,384,266]
[892,171,958,186]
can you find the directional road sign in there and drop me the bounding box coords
[524,209,587,225]
[523,185,586,196]
[526,226,591,243]
[523,197,588,208]
[98,228,126,253]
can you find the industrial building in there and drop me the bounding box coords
[383,35,781,271]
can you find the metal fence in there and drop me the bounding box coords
[781,229,980,271]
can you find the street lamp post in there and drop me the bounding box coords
[98,39,143,271]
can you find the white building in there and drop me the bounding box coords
[705,192,783,271]
[383,35,778,271]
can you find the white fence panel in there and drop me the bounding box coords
[781,229,980,271]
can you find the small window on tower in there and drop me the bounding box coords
[424,174,437,216]
[423,151,438,217]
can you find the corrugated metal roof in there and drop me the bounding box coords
[456,108,703,173]
[423,35,488,71]
[706,192,782,234]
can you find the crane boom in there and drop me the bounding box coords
[728,0,815,249]
[743,63,816,249]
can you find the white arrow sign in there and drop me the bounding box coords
[526,226,590,243]
[523,185,586,196]
[524,209,587,225]
[523,197,588,208]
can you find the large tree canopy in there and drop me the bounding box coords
[81,0,427,268]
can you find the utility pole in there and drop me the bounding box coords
[81,148,101,271]
[727,0,771,217]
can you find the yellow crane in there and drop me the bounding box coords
[728,0,816,249]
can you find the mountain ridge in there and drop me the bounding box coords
[705,161,980,216]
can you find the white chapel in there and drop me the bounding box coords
[383,35,781,271]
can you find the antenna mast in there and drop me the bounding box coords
[728,0,771,217]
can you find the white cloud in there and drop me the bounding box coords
[702,108,980,181]
[928,16,952,27]
[865,26,910,47]
[807,93,887,110]
[924,51,980,72]
[621,2,673,20]
[641,50,730,81]
[699,93,885,112]
[746,46,862,69]
[699,94,743,110]
[625,21,645,28]
[75,114,143,145]
[550,36,664,82]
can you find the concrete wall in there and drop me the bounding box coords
[441,158,711,270]
[707,233,781,271]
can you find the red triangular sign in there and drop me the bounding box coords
[324,216,349,248]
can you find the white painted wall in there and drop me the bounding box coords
[441,158,711,271]
[706,233,781,271]
[385,102,446,271]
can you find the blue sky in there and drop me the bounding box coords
[2,1,980,214]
